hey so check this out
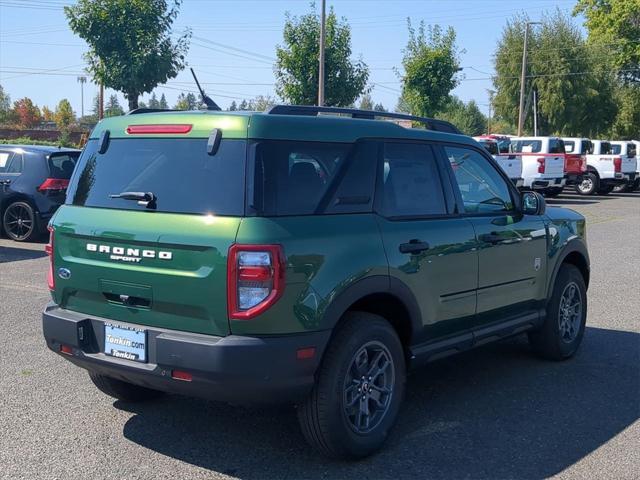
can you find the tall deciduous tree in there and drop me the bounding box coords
[399,21,461,117]
[13,98,41,128]
[65,0,190,111]
[436,96,487,136]
[275,6,369,106]
[54,99,76,129]
[42,106,54,122]
[492,11,617,137]
[0,84,12,124]
[574,0,640,84]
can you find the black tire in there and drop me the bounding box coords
[597,184,614,195]
[543,187,563,198]
[528,264,587,360]
[612,183,628,193]
[297,312,406,459]
[89,372,165,402]
[2,201,39,242]
[631,178,640,192]
[575,172,599,196]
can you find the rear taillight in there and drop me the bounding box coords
[580,156,587,172]
[227,244,285,320]
[537,157,546,174]
[38,178,69,192]
[613,157,622,173]
[45,226,54,290]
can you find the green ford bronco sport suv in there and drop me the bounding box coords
[43,105,589,459]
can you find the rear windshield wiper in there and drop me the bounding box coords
[109,191,157,209]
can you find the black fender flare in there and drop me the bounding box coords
[546,238,590,298]
[320,274,422,343]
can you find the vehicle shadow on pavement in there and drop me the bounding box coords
[118,326,639,479]
[0,245,47,263]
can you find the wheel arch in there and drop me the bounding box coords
[547,241,590,298]
[319,275,422,355]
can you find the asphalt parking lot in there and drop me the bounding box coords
[0,191,638,480]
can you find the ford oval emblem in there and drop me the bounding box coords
[57,267,71,280]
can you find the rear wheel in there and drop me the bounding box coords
[3,201,38,242]
[89,372,165,402]
[575,172,598,196]
[297,312,405,459]
[528,264,587,360]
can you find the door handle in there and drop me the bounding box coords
[399,239,430,254]
[479,232,504,244]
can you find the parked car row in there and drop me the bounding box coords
[473,135,639,197]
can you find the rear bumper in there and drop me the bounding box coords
[530,177,565,189]
[602,172,637,185]
[564,173,584,185]
[42,303,330,405]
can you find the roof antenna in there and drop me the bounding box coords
[190,67,221,111]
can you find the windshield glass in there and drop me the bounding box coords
[67,138,246,216]
[511,139,542,153]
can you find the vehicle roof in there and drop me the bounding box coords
[511,136,560,141]
[610,140,633,144]
[473,136,497,142]
[561,137,591,142]
[0,144,80,153]
[90,110,476,146]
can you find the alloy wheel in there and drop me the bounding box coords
[4,203,35,241]
[558,282,582,343]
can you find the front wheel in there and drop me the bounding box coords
[528,264,587,360]
[297,312,405,459]
[575,172,599,196]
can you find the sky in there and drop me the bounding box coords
[0,0,581,117]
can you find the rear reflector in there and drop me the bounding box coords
[171,370,193,382]
[59,344,73,355]
[126,124,192,135]
[297,347,316,360]
[38,178,69,191]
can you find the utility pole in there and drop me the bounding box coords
[533,88,538,136]
[99,84,104,120]
[517,21,541,136]
[77,76,87,118]
[487,89,495,135]
[318,0,326,106]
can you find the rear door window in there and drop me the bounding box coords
[0,151,15,173]
[48,152,80,179]
[611,144,622,155]
[549,139,565,154]
[564,141,575,153]
[378,142,446,218]
[67,138,246,216]
[511,140,542,153]
[5,154,23,174]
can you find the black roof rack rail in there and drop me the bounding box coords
[266,105,461,134]
[127,108,175,115]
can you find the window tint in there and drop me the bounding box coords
[379,142,446,217]
[445,146,514,214]
[6,154,23,174]
[600,142,612,154]
[479,140,499,155]
[611,144,622,155]
[48,152,80,179]
[0,151,15,172]
[628,144,636,157]
[582,140,593,154]
[67,138,246,216]
[549,139,565,154]
[250,140,351,216]
[511,139,542,153]
[564,141,576,153]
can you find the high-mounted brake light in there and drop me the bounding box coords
[537,157,546,174]
[126,124,192,135]
[45,226,54,290]
[38,178,69,192]
[613,157,622,173]
[227,244,285,320]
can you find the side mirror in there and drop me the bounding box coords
[522,191,546,215]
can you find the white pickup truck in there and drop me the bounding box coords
[473,136,524,187]
[564,138,637,195]
[632,140,640,191]
[509,136,566,196]
[610,141,638,192]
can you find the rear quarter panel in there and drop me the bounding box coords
[232,214,388,335]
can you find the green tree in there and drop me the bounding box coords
[0,84,12,124]
[138,100,147,108]
[65,0,190,111]
[42,106,54,122]
[228,100,238,111]
[148,92,160,109]
[238,99,249,111]
[159,93,169,109]
[174,92,198,110]
[358,92,374,110]
[492,11,617,136]
[399,21,462,117]
[609,84,640,139]
[435,97,487,136]
[275,5,369,106]
[251,95,276,111]
[574,0,640,84]
[54,99,76,129]
[105,94,124,117]
[373,102,387,112]
[13,98,42,128]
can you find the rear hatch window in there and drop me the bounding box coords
[48,152,80,179]
[67,138,246,216]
